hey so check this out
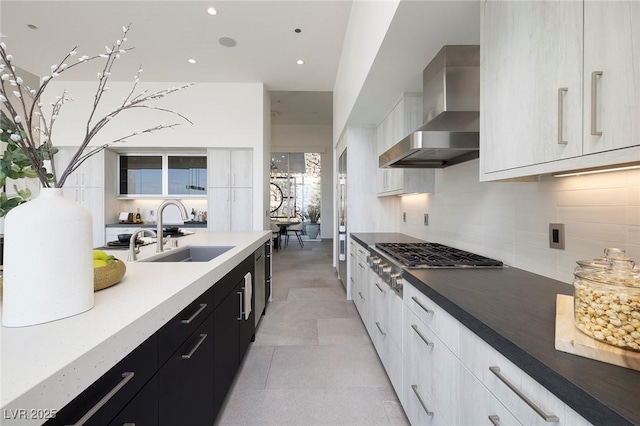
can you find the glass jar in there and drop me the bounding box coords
[573,258,640,351]
[575,247,627,272]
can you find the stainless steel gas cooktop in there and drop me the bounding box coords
[374,242,503,269]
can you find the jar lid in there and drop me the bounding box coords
[575,247,628,270]
[575,258,640,288]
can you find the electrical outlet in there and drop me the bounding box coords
[424,213,429,226]
[549,223,565,250]
[403,212,407,222]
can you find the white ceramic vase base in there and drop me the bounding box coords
[2,188,94,327]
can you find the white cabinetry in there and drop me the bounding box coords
[583,1,640,155]
[207,149,253,231]
[377,95,435,196]
[480,0,640,181]
[352,242,370,325]
[56,148,105,247]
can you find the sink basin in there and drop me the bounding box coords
[140,245,234,262]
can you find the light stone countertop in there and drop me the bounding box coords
[0,231,270,424]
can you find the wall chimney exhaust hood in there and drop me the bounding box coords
[380,45,480,168]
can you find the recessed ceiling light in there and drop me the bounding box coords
[218,37,237,48]
[188,59,197,64]
[27,24,38,30]
[207,7,217,15]
[296,59,305,65]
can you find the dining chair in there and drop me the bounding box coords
[270,223,282,250]
[286,222,304,248]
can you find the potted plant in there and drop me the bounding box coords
[305,204,320,239]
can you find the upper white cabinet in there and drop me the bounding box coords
[56,148,106,247]
[480,0,583,175]
[207,148,253,231]
[480,0,640,180]
[208,149,252,188]
[376,95,435,196]
[583,1,640,155]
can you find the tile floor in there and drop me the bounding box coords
[216,240,409,425]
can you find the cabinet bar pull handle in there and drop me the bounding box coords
[181,303,208,324]
[375,321,386,336]
[359,263,364,269]
[237,291,244,320]
[375,283,386,293]
[411,385,434,416]
[350,277,354,283]
[72,372,135,425]
[411,324,434,347]
[411,296,434,314]
[358,291,365,300]
[181,333,208,359]
[591,71,603,136]
[488,415,501,426]
[489,366,559,422]
[557,87,568,144]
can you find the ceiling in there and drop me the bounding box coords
[0,1,480,128]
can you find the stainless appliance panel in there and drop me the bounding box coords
[337,149,347,288]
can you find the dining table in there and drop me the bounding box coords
[272,221,301,249]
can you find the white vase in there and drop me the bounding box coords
[2,188,94,327]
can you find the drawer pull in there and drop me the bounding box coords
[375,321,386,336]
[237,291,244,320]
[375,283,386,294]
[590,71,603,136]
[411,324,434,347]
[359,263,364,269]
[411,296,434,314]
[489,366,559,422]
[123,424,136,426]
[488,415,500,426]
[72,372,135,425]
[181,334,208,360]
[358,291,365,300]
[557,87,568,145]
[411,385,433,416]
[181,303,208,324]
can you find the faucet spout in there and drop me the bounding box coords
[156,200,189,253]
[128,228,157,261]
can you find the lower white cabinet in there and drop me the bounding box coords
[207,187,252,231]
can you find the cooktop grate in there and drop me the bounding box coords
[375,242,503,268]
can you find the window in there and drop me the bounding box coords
[118,153,207,197]
[270,152,321,221]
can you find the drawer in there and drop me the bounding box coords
[459,325,590,426]
[403,363,450,426]
[159,286,214,365]
[108,375,159,426]
[403,306,461,425]
[356,243,369,263]
[403,283,460,355]
[386,286,403,351]
[47,334,158,426]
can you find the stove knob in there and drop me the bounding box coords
[381,265,392,281]
[390,272,403,289]
[368,256,380,267]
[376,263,387,275]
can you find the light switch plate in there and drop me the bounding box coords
[549,223,565,250]
[403,212,407,222]
[424,213,429,226]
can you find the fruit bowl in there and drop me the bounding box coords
[94,260,126,291]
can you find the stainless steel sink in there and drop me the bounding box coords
[139,245,234,262]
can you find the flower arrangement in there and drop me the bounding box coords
[0,24,192,216]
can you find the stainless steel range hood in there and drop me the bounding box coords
[380,45,480,168]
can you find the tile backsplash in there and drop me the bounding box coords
[399,159,640,284]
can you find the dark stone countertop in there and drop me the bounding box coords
[351,232,640,426]
[106,222,207,228]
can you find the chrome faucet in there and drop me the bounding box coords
[128,228,157,261]
[156,200,189,253]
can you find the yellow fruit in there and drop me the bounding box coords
[94,259,108,268]
[93,249,109,261]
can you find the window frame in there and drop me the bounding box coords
[117,152,208,199]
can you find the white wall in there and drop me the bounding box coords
[399,159,640,284]
[333,0,400,144]
[271,124,334,239]
[44,81,268,231]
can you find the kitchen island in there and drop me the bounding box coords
[0,231,270,425]
[352,233,640,425]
